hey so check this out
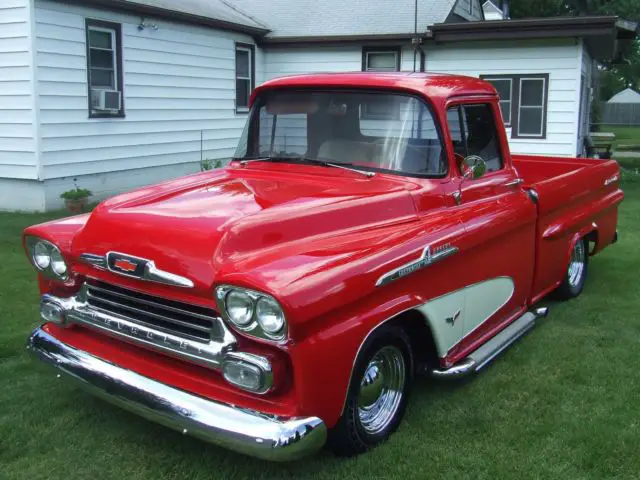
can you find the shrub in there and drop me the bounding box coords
[60,188,92,200]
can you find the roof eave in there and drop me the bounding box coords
[430,16,638,61]
[259,33,420,46]
[58,0,270,37]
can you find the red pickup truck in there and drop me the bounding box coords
[24,73,623,461]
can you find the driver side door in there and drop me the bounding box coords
[442,100,537,359]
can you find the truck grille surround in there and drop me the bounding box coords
[48,280,239,370]
[85,280,222,342]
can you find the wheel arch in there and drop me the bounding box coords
[339,307,439,416]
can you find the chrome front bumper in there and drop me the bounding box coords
[27,327,327,461]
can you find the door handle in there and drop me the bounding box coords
[503,178,524,187]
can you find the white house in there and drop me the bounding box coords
[0,0,636,211]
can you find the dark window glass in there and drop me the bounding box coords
[447,104,503,173]
[236,50,249,77]
[520,78,544,106]
[484,78,512,126]
[235,46,253,110]
[236,79,250,108]
[90,69,114,87]
[519,108,544,136]
[88,30,111,49]
[90,49,113,69]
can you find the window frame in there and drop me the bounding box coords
[361,46,402,72]
[445,101,505,174]
[235,42,255,114]
[85,18,124,119]
[480,73,549,139]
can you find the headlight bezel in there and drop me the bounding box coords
[25,236,70,282]
[215,285,287,341]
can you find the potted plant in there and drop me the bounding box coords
[60,184,92,213]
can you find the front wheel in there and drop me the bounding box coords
[327,325,413,457]
[556,238,589,300]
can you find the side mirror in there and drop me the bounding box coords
[462,155,487,180]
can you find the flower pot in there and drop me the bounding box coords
[64,197,88,213]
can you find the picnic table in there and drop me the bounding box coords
[587,132,616,159]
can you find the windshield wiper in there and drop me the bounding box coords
[235,156,375,177]
[297,157,376,178]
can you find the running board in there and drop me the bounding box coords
[431,307,548,379]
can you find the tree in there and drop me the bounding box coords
[509,0,640,100]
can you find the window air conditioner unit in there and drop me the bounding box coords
[91,89,121,111]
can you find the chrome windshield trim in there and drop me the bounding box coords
[28,327,326,461]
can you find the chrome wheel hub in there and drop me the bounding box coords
[568,241,586,288]
[357,345,406,435]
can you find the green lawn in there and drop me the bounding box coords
[2,183,640,479]
[599,125,640,149]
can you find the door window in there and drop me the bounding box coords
[446,104,504,173]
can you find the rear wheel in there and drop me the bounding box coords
[328,325,413,457]
[556,238,589,300]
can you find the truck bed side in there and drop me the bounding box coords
[512,155,623,303]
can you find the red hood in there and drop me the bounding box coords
[71,165,422,294]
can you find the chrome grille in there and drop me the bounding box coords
[85,280,221,342]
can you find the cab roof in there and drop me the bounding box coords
[255,72,497,104]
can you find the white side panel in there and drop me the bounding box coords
[462,277,514,337]
[417,277,514,357]
[426,39,582,156]
[34,0,260,181]
[0,0,38,180]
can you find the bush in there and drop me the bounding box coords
[60,188,92,200]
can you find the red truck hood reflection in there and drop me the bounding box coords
[71,166,421,292]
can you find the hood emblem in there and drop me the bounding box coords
[113,258,138,273]
[79,252,194,288]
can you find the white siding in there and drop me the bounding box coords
[426,39,581,156]
[34,0,260,180]
[264,45,362,81]
[0,0,38,180]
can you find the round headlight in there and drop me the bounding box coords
[256,296,285,335]
[33,241,51,269]
[225,290,254,326]
[50,248,68,278]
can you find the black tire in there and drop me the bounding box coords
[327,325,413,457]
[555,237,589,300]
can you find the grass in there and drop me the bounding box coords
[599,125,640,150]
[2,183,640,479]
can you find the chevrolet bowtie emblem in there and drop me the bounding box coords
[78,252,194,288]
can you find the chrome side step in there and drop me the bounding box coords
[431,307,548,379]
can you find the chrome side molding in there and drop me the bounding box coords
[376,244,459,287]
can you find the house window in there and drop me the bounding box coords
[482,77,512,126]
[85,19,124,118]
[362,47,401,72]
[235,43,255,113]
[481,74,549,139]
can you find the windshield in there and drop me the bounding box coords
[233,90,447,177]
